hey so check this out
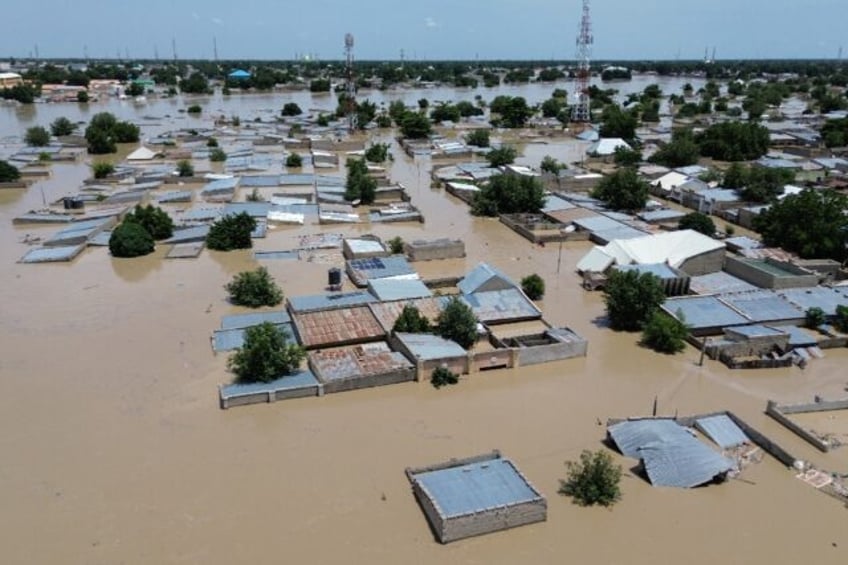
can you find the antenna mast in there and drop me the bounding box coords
[572,0,593,123]
[344,33,356,132]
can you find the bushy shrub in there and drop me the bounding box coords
[187,104,202,114]
[124,204,174,240]
[92,162,115,179]
[25,126,50,147]
[225,267,283,307]
[393,305,431,333]
[109,221,155,258]
[486,145,517,167]
[431,366,459,389]
[209,148,227,162]
[678,212,716,236]
[176,160,194,177]
[641,311,689,354]
[805,307,826,330]
[0,160,21,182]
[604,270,665,331]
[51,117,76,137]
[436,297,478,349]
[285,153,303,168]
[466,129,490,148]
[521,274,545,300]
[387,236,404,254]
[344,158,377,204]
[559,450,622,507]
[206,212,256,251]
[365,143,390,163]
[228,323,306,383]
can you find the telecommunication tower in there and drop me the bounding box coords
[344,33,356,132]
[572,0,593,123]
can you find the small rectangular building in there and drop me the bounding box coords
[405,238,466,262]
[346,256,417,287]
[308,342,415,393]
[291,306,386,349]
[405,451,547,544]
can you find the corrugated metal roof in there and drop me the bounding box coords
[219,370,319,400]
[347,256,416,285]
[395,332,468,359]
[615,263,682,280]
[458,262,515,295]
[663,296,750,330]
[224,202,272,217]
[220,311,291,330]
[367,278,432,301]
[461,289,541,323]
[19,244,85,263]
[779,287,848,316]
[213,323,294,352]
[164,225,210,244]
[695,415,750,449]
[411,457,543,518]
[255,250,299,260]
[288,291,377,313]
[689,272,757,296]
[720,291,803,323]
[609,419,734,488]
[576,247,615,273]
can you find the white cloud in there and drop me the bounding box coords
[424,17,438,29]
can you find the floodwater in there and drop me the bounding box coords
[1,79,848,564]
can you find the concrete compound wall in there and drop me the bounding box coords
[219,383,322,409]
[405,240,466,262]
[679,248,726,276]
[517,338,589,366]
[766,401,831,452]
[767,397,848,453]
[316,368,417,395]
[439,499,547,544]
[725,256,818,290]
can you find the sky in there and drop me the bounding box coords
[3,0,847,61]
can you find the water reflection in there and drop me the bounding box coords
[110,250,163,282]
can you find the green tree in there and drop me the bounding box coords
[91,162,115,179]
[84,112,138,154]
[649,129,699,168]
[400,112,432,139]
[472,174,546,217]
[207,212,257,251]
[187,104,202,114]
[805,307,826,330]
[821,118,848,148]
[124,204,174,240]
[722,162,748,188]
[592,168,649,212]
[559,450,622,507]
[310,79,331,93]
[77,91,89,103]
[430,103,461,123]
[489,96,533,128]
[227,323,306,384]
[393,304,432,333]
[126,82,144,97]
[180,72,209,94]
[521,274,545,300]
[365,143,390,163]
[50,117,75,137]
[281,102,302,116]
[466,129,490,148]
[603,269,666,331]
[25,126,50,147]
[436,296,478,349]
[431,366,459,389]
[286,153,303,168]
[0,160,21,182]
[835,305,848,333]
[540,155,564,174]
[486,146,518,167]
[752,188,848,261]
[696,122,770,161]
[206,137,219,148]
[613,146,642,167]
[599,105,638,141]
[177,160,194,177]
[225,267,284,308]
[344,158,377,204]
[678,212,716,236]
[209,148,227,162]
[641,310,689,354]
[387,236,404,254]
[109,221,155,258]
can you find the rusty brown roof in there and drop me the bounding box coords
[292,306,385,349]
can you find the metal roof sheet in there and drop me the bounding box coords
[461,289,541,323]
[720,291,803,323]
[213,323,294,352]
[19,244,85,263]
[662,296,750,330]
[219,370,319,400]
[458,262,516,295]
[779,287,848,316]
[367,278,432,301]
[412,458,543,518]
[695,415,750,449]
[689,272,757,295]
[288,291,376,313]
[395,332,468,359]
[615,263,682,280]
[220,311,291,330]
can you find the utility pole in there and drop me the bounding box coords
[571,0,593,123]
[172,37,178,63]
[344,33,356,133]
[213,36,219,62]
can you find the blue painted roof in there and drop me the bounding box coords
[412,458,543,518]
[779,287,848,316]
[288,291,377,313]
[727,324,786,339]
[240,175,281,187]
[228,69,251,78]
[689,272,757,296]
[224,202,272,217]
[461,289,541,323]
[696,415,750,449]
[220,370,319,400]
[201,177,240,195]
[348,256,416,282]
[720,291,803,323]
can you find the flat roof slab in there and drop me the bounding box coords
[292,306,385,348]
[720,291,804,323]
[663,296,749,330]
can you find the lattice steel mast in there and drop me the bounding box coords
[344,33,356,132]
[572,0,593,123]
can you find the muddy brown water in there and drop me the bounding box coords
[2,85,848,564]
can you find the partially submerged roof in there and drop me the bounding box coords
[410,456,544,519]
[220,310,291,330]
[662,296,750,331]
[695,415,750,449]
[587,138,631,156]
[720,291,804,324]
[309,343,413,383]
[367,278,432,302]
[288,291,376,313]
[126,146,158,161]
[458,262,516,294]
[461,288,541,324]
[608,419,734,488]
[601,230,725,269]
[219,370,319,401]
[291,306,385,349]
[395,332,468,359]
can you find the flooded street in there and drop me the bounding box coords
[1,81,847,564]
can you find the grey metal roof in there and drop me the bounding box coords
[157,190,193,203]
[164,225,210,244]
[727,324,787,339]
[542,195,576,213]
[411,458,543,518]
[592,225,649,244]
[219,370,319,400]
[288,291,377,313]
[615,263,681,280]
[720,291,803,323]
[43,218,112,246]
[201,177,240,195]
[689,272,757,296]
[221,311,291,330]
[348,256,416,281]
[224,202,272,217]
[461,289,541,323]
[662,296,750,330]
[240,175,281,187]
[255,250,299,260]
[779,287,848,316]
[573,215,625,233]
[178,207,223,222]
[367,278,432,301]
[608,419,734,488]
[638,209,686,223]
[458,262,516,295]
[19,244,85,263]
[213,323,294,352]
[395,332,468,359]
[695,415,750,449]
